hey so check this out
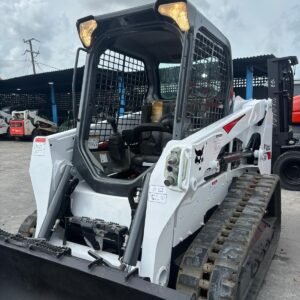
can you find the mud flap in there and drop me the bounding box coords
[0,235,190,300]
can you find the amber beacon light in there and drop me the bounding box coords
[158,2,190,32]
[79,19,98,48]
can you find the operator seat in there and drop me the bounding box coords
[132,130,173,166]
[123,101,174,168]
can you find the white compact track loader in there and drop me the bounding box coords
[9,109,57,139]
[0,1,294,299]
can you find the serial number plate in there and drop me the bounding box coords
[149,185,167,203]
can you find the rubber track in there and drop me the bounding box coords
[18,210,37,237]
[176,173,279,300]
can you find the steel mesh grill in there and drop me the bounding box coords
[0,93,51,118]
[0,92,79,126]
[233,76,269,100]
[89,49,148,142]
[185,30,228,134]
[233,76,268,88]
[159,65,180,100]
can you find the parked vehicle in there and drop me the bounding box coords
[9,109,57,139]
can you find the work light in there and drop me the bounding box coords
[158,2,190,32]
[78,19,98,48]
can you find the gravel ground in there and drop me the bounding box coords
[0,140,299,299]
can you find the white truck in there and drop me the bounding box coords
[9,109,57,139]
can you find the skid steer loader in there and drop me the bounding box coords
[0,1,284,299]
[9,109,57,139]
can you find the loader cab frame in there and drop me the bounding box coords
[73,1,232,196]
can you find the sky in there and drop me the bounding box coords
[0,0,299,79]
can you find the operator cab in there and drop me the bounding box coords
[73,1,232,195]
[87,29,182,178]
[12,109,39,120]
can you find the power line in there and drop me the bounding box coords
[23,38,40,74]
[35,61,60,70]
[22,61,30,77]
[0,58,60,70]
[0,60,61,71]
[27,61,32,76]
[36,61,44,72]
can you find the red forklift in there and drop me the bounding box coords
[293,95,300,124]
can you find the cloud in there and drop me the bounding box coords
[0,0,63,77]
[0,0,299,79]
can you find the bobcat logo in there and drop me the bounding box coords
[195,146,204,170]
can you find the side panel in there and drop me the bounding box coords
[29,129,76,236]
[173,169,244,245]
[71,182,131,228]
[24,118,35,135]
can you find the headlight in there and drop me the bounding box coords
[78,19,98,48]
[158,2,190,32]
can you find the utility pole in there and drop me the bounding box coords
[24,38,40,74]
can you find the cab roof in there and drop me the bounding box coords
[78,1,231,52]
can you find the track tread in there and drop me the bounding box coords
[176,173,279,300]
